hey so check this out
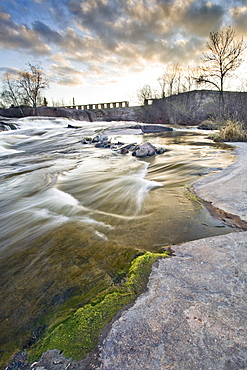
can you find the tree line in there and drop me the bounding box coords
[137,26,246,104]
[0,26,246,117]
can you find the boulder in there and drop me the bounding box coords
[133,142,156,157]
[134,147,149,157]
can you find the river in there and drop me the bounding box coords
[0,117,235,366]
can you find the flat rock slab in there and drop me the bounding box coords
[96,232,247,370]
[193,143,247,223]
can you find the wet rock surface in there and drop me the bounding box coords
[96,232,247,370]
[193,143,247,224]
[82,135,167,158]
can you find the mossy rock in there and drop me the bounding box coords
[28,251,169,362]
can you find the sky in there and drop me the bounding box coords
[0,0,247,106]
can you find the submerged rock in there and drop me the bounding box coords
[141,125,173,133]
[0,121,17,131]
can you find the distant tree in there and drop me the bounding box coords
[181,65,198,93]
[51,98,66,107]
[197,27,246,93]
[18,64,49,114]
[158,64,181,97]
[43,97,48,106]
[1,73,25,115]
[0,63,49,115]
[136,84,154,105]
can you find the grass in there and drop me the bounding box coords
[212,121,247,142]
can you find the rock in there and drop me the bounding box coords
[134,147,149,157]
[133,142,156,157]
[120,147,129,154]
[0,123,8,131]
[92,135,100,142]
[0,121,17,131]
[95,142,105,148]
[68,124,80,129]
[100,135,109,141]
[81,138,88,144]
[141,125,173,133]
[156,147,166,154]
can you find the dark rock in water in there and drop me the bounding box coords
[134,147,149,157]
[92,135,100,143]
[92,134,109,142]
[120,147,129,154]
[0,123,8,131]
[119,143,137,152]
[95,142,105,148]
[156,147,166,154]
[100,135,109,141]
[197,122,217,130]
[141,125,173,133]
[133,142,156,157]
[93,134,111,148]
[0,121,17,131]
[68,124,80,129]
[81,138,88,144]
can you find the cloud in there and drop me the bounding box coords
[50,56,86,85]
[0,66,22,75]
[64,0,226,68]
[0,11,51,55]
[0,0,245,92]
[230,6,247,35]
[182,1,225,36]
[32,21,62,43]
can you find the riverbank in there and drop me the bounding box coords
[91,142,247,370]
[4,137,246,370]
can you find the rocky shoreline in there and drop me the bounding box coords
[5,139,247,370]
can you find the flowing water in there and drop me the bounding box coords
[0,118,235,366]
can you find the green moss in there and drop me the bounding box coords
[28,250,169,362]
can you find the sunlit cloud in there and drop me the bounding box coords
[230,6,247,35]
[0,0,246,104]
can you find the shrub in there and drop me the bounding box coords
[213,120,247,142]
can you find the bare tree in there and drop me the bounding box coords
[18,64,49,114]
[1,73,26,115]
[1,63,49,115]
[158,64,181,97]
[181,65,198,93]
[197,27,246,93]
[136,84,154,105]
